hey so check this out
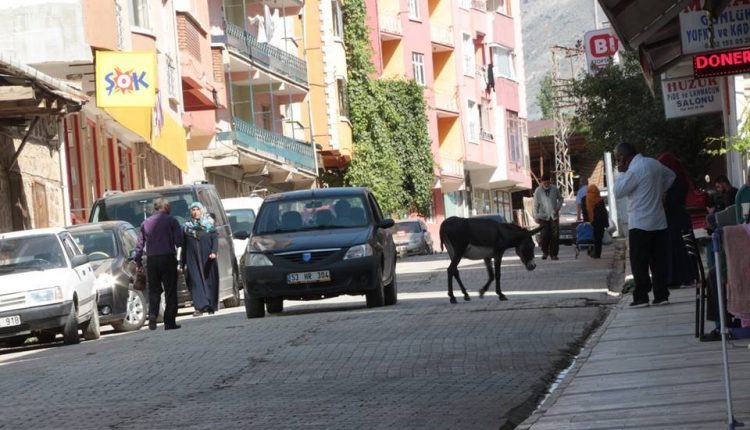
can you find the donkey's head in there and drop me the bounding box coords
[515,225,544,271]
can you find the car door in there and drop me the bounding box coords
[367,193,395,281]
[420,220,433,249]
[198,188,234,297]
[59,232,96,315]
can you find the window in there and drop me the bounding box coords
[492,45,515,80]
[412,52,425,86]
[408,0,420,19]
[336,78,349,118]
[331,1,343,38]
[129,0,150,30]
[462,34,475,76]
[507,111,524,165]
[467,100,479,143]
[479,102,492,139]
[459,0,471,9]
[488,0,511,15]
[493,190,513,222]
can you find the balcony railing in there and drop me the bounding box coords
[218,117,316,172]
[480,129,494,141]
[379,12,402,35]
[224,22,308,88]
[471,0,487,11]
[434,91,458,112]
[430,23,453,46]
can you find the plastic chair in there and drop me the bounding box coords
[735,184,750,224]
[682,229,707,338]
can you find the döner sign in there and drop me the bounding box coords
[693,48,750,78]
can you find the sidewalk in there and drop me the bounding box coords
[517,286,750,429]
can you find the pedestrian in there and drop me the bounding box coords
[614,142,675,307]
[657,152,697,289]
[707,174,738,214]
[133,198,184,330]
[181,202,219,317]
[533,173,564,260]
[576,177,589,221]
[581,184,609,258]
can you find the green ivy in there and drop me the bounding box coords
[341,0,434,217]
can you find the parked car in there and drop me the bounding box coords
[242,187,397,318]
[392,219,433,257]
[222,195,264,268]
[558,199,579,245]
[68,221,147,332]
[0,227,100,346]
[89,183,242,309]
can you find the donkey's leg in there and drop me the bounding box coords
[448,255,470,302]
[478,257,494,298]
[494,255,508,301]
[447,262,458,304]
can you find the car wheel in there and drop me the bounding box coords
[112,290,146,332]
[266,298,283,314]
[62,303,80,345]
[246,297,265,318]
[366,265,385,308]
[222,271,242,308]
[82,306,101,341]
[384,270,398,306]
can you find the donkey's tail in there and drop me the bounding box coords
[439,228,445,252]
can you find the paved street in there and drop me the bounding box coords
[0,242,623,429]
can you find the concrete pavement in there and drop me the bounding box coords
[518,285,750,429]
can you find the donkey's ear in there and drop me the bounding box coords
[527,225,544,236]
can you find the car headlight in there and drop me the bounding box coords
[246,253,273,266]
[27,286,63,305]
[344,244,373,260]
[95,273,116,291]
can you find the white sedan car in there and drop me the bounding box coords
[0,227,100,346]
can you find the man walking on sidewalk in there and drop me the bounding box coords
[134,198,185,330]
[533,173,564,260]
[614,142,675,307]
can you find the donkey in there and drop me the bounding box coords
[439,216,543,303]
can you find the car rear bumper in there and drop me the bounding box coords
[0,300,73,339]
[244,256,377,301]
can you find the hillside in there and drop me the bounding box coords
[520,0,605,120]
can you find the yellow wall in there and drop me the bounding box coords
[437,116,461,160]
[382,40,405,79]
[305,0,329,148]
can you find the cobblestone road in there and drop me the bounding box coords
[0,242,623,429]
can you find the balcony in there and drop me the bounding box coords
[217,118,316,172]
[223,22,308,88]
[430,23,454,51]
[434,90,459,116]
[480,129,494,142]
[379,12,402,39]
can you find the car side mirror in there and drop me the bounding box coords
[233,231,250,240]
[71,254,89,267]
[378,218,395,229]
[127,249,136,261]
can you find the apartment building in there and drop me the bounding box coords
[190,0,317,196]
[367,0,531,234]
[0,0,189,223]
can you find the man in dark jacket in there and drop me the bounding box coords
[134,198,184,330]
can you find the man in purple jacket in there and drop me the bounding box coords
[134,198,184,330]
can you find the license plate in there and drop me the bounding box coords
[287,271,331,284]
[0,315,21,328]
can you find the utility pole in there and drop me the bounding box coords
[550,44,585,199]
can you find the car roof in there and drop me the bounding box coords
[95,183,215,202]
[263,187,370,202]
[395,219,421,224]
[222,196,264,211]
[67,221,132,232]
[0,227,66,239]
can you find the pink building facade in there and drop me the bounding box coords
[367,0,531,237]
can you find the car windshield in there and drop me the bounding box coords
[394,222,420,234]
[226,209,256,234]
[90,190,197,228]
[561,201,577,215]
[254,195,369,234]
[70,230,117,261]
[0,235,67,273]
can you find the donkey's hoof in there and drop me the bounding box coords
[498,294,508,301]
[463,295,471,301]
[450,297,458,304]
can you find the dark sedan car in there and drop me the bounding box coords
[241,187,397,318]
[68,221,146,332]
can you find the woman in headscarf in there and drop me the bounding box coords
[582,184,609,258]
[657,152,696,288]
[181,202,219,316]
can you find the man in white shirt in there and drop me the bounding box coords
[614,142,676,307]
[533,173,564,260]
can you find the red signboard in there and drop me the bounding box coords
[694,48,750,78]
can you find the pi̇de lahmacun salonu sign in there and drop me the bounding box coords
[661,77,722,119]
[680,1,750,55]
